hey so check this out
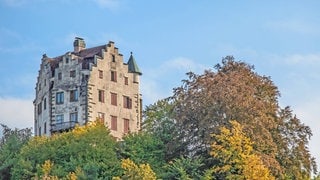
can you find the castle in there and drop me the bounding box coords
[34,37,142,139]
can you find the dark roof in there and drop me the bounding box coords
[74,45,105,58]
[127,52,142,75]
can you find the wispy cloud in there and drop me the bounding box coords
[0,97,33,130]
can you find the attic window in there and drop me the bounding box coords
[112,54,116,62]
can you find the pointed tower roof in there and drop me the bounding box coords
[127,52,142,75]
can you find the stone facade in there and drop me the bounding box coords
[34,38,142,139]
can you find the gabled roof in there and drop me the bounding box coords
[127,52,142,75]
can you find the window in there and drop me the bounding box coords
[70,89,78,102]
[124,77,128,85]
[111,71,117,82]
[123,96,132,109]
[44,122,47,134]
[56,114,64,124]
[70,70,76,78]
[124,118,129,133]
[44,79,46,86]
[112,54,115,62]
[111,116,117,130]
[99,70,103,79]
[98,90,105,103]
[37,102,42,114]
[44,98,47,110]
[66,57,69,64]
[58,72,62,80]
[111,93,117,106]
[98,112,105,124]
[39,83,41,91]
[56,92,64,104]
[70,112,78,122]
[39,127,41,136]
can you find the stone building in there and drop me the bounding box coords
[34,37,142,139]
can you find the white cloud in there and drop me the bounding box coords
[0,97,33,130]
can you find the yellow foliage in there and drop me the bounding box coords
[210,120,275,180]
[41,160,54,177]
[118,158,157,180]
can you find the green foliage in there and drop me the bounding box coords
[11,122,121,179]
[162,156,204,180]
[0,124,32,180]
[119,132,165,175]
[142,99,183,161]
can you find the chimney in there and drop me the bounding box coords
[73,37,86,52]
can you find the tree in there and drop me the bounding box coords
[119,132,165,176]
[164,56,316,178]
[209,120,274,180]
[142,99,181,161]
[113,158,156,180]
[162,156,204,180]
[0,124,32,179]
[11,122,122,179]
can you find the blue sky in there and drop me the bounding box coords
[0,0,319,170]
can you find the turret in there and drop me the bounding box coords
[127,52,142,83]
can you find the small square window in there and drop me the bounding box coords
[99,70,103,79]
[124,77,128,85]
[56,92,64,104]
[70,89,79,102]
[58,72,62,80]
[123,96,132,109]
[70,70,76,78]
[56,114,64,124]
[70,112,78,122]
